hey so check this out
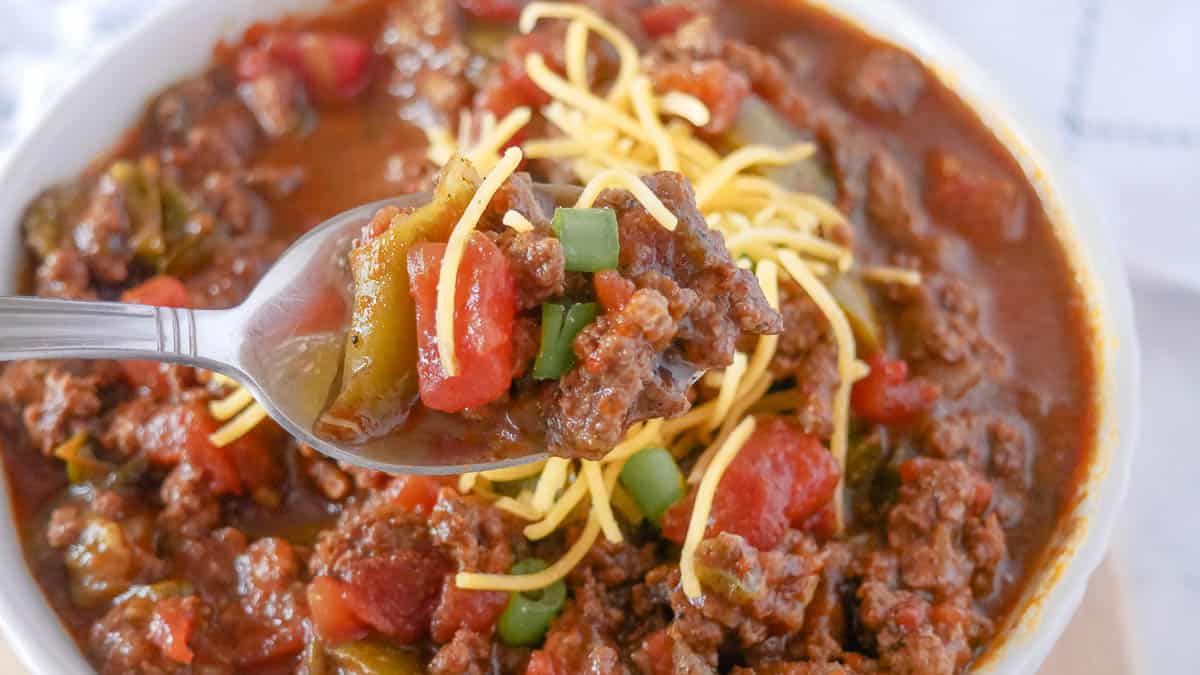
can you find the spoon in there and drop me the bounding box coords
[0,185,580,475]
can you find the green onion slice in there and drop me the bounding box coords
[497,558,567,646]
[552,207,620,272]
[619,447,686,524]
[533,302,598,380]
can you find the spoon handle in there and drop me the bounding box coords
[0,296,237,370]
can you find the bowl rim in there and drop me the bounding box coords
[0,0,1139,673]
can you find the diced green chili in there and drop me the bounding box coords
[552,207,620,272]
[828,275,881,355]
[318,156,481,440]
[497,559,567,647]
[52,431,113,485]
[845,434,886,488]
[327,640,423,675]
[108,159,167,261]
[723,96,838,202]
[533,302,598,380]
[619,447,685,524]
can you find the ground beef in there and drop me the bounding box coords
[21,367,102,455]
[237,63,310,138]
[866,150,935,257]
[898,276,1005,399]
[233,538,309,666]
[429,488,523,574]
[484,173,565,310]
[72,177,134,285]
[840,48,926,118]
[168,103,263,182]
[35,248,95,299]
[90,592,212,675]
[380,0,474,126]
[158,463,222,540]
[547,172,779,456]
[550,286,683,455]
[429,629,494,675]
[772,280,838,437]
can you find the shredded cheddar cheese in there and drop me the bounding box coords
[501,209,535,232]
[575,168,679,230]
[777,250,857,533]
[680,416,758,600]
[660,91,711,127]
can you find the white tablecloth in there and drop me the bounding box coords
[3,2,1197,673]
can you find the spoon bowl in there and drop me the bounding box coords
[0,186,580,474]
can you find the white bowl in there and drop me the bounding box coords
[0,0,1138,673]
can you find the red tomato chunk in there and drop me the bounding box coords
[147,597,196,665]
[458,0,528,21]
[308,576,370,645]
[120,276,190,394]
[431,582,508,643]
[639,4,697,38]
[139,402,242,495]
[851,354,939,426]
[241,31,373,103]
[407,232,517,413]
[662,417,841,550]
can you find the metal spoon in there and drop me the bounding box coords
[0,186,579,475]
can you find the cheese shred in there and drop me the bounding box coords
[680,417,757,600]
[777,250,857,533]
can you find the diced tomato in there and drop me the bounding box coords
[925,149,1025,243]
[639,4,697,38]
[148,597,195,665]
[638,629,675,675]
[662,418,840,550]
[225,427,278,494]
[430,578,509,643]
[652,60,750,134]
[593,271,635,312]
[243,31,373,103]
[476,32,563,118]
[122,275,191,307]
[407,233,517,413]
[458,0,527,21]
[140,402,242,495]
[799,503,838,542]
[342,550,452,643]
[851,354,939,426]
[308,576,370,645]
[120,276,191,394]
[387,474,444,515]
